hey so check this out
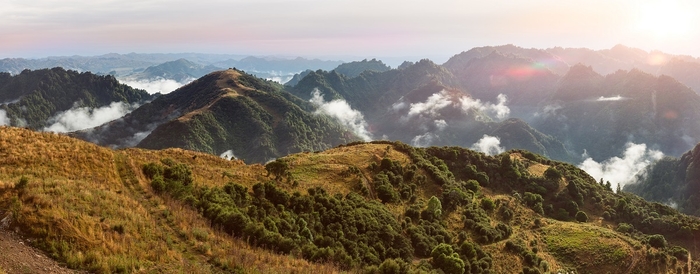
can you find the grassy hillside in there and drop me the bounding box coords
[81,69,356,163]
[1,127,699,273]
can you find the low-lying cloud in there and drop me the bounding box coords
[400,90,510,121]
[471,135,505,156]
[309,89,372,141]
[43,102,138,133]
[578,142,663,191]
[120,77,192,94]
[596,95,628,102]
[0,110,10,126]
[220,150,237,160]
[460,94,510,120]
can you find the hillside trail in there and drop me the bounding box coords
[0,211,78,274]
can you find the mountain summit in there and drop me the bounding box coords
[79,69,357,163]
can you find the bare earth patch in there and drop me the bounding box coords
[0,212,77,274]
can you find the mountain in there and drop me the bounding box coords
[443,50,560,106]
[0,127,698,273]
[284,69,313,87]
[332,58,391,78]
[213,56,344,84]
[531,65,700,161]
[0,53,245,76]
[0,67,153,130]
[626,142,700,216]
[78,69,358,163]
[290,60,574,161]
[122,58,221,83]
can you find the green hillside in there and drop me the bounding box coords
[80,69,357,163]
[0,127,698,273]
[0,67,153,129]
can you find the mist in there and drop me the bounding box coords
[0,110,10,126]
[120,78,191,94]
[43,102,138,133]
[578,142,663,191]
[596,95,627,102]
[471,135,505,156]
[461,94,510,120]
[309,89,372,141]
[220,150,237,160]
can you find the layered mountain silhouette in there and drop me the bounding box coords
[78,69,357,163]
[0,67,153,129]
[531,65,700,160]
[122,58,221,84]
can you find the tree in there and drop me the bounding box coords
[431,243,466,274]
[575,211,588,222]
[426,196,443,219]
[265,159,289,180]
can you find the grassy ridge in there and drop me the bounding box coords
[0,127,341,273]
[0,127,698,273]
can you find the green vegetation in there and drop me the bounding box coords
[0,68,152,129]
[0,128,698,273]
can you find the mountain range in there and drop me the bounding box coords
[3,44,700,273]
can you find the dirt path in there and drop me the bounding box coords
[0,212,77,274]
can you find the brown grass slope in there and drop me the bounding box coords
[0,126,340,273]
[0,127,696,273]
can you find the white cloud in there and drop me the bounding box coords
[434,119,447,131]
[0,110,10,126]
[309,88,372,141]
[43,101,138,133]
[407,90,453,117]
[411,132,438,147]
[119,78,191,94]
[596,95,627,101]
[220,149,237,160]
[471,135,505,156]
[578,142,664,191]
[459,93,510,120]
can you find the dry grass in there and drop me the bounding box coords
[0,127,344,273]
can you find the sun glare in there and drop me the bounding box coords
[635,1,693,39]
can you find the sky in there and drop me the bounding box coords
[2,0,700,61]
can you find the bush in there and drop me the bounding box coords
[481,198,495,211]
[648,234,667,248]
[575,211,588,222]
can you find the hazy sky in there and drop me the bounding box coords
[2,0,699,61]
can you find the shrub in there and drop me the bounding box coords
[481,198,495,211]
[575,211,588,222]
[648,234,667,248]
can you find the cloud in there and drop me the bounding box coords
[534,104,562,118]
[459,93,510,120]
[411,132,438,147]
[578,142,664,191]
[119,78,191,94]
[471,135,505,156]
[220,150,237,160]
[43,101,138,133]
[401,90,510,121]
[0,110,10,126]
[596,95,627,102]
[407,90,453,117]
[309,89,372,141]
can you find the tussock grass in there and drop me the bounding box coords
[0,127,342,273]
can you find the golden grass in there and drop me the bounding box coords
[0,127,344,273]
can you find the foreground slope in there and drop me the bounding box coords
[1,127,699,273]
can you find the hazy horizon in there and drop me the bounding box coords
[3,0,699,61]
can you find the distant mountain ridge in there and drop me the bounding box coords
[0,67,153,129]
